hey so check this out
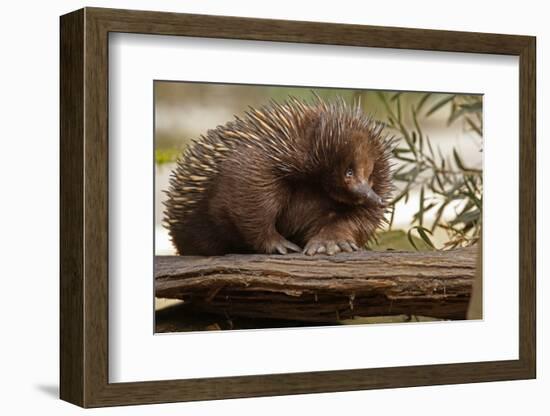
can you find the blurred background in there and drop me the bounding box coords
[155,82,483,256]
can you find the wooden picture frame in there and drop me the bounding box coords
[60,7,536,408]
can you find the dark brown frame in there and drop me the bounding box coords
[60,7,536,408]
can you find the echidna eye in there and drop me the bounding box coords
[345,168,354,177]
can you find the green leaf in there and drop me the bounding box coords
[425,95,455,117]
[394,147,412,154]
[431,201,449,232]
[412,108,424,147]
[450,208,480,226]
[447,99,482,125]
[394,154,417,163]
[402,130,417,157]
[407,229,419,250]
[417,227,436,249]
[459,101,482,111]
[418,186,425,227]
[416,93,432,113]
[465,117,483,136]
[453,148,469,171]
[412,202,437,224]
[391,188,410,205]
[408,226,436,250]
[397,97,402,122]
[392,164,408,176]
[376,92,395,120]
[390,92,403,101]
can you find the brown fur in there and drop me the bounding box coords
[164,96,394,256]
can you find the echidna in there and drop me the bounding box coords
[164,95,394,256]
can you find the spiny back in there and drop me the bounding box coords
[163,96,388,227]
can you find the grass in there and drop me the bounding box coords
[155,148,180,165]
[370,230,433,251]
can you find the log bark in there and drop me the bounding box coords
[155,246,477,322]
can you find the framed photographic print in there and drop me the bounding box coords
[60,7,536,408]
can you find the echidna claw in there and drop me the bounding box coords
[267,237,302,255]
[350,242,360,251]
[304,239,361,256]
[338,241,354,253]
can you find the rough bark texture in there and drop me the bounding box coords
[155,246,477,322]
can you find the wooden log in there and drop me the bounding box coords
[155,246,477,322]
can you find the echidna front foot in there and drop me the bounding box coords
[303,234,361,256]
[262,234,302,255]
